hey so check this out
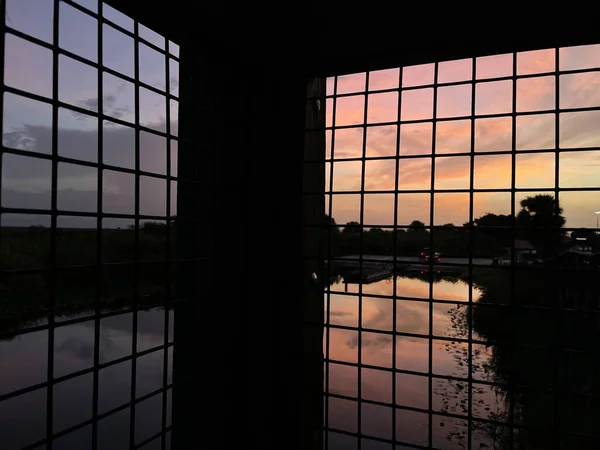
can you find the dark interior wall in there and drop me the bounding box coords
[104,1,600,77]
[172,39,312,449]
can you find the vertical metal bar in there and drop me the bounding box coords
[0,0,5,248]
[129,17,141,450]
[47,0,61,447]
[324,75,338,450]
[391,66,403,449]
[509,50,518,450]
[162,32,172,450]
[92,1,103,449]
[427,62,439,449]
[467,57,476,450]
[357,72,370,449]
[552,45,562,447]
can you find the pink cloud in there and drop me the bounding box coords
[475,80,512,115]
[436,84,471,118]
[335,95,365,126]
[402,63,434,87]
[517,75,555,112]
[401,88,433,121]
[369,68,400,91]
[337,72,366,95]
[397,193,431,226]
[367,92,398,124]
[517,48,555,75]
[367,125,397,157]
[473,192,512,217]
[473,154,512,189]
[364,160,395,191]
[332,160,362,191]
[400,122,433,155]
[364,194,395,225]
[433,193,470,225]
[559,150,600,188]
[438,58,472,84]
[333,127,364,159]
[516,114,554,150]
[436,120,471,154]
[435,156,470,189]
[398,158,431,190]
[560,71,600,109]
[559,44,600,71]
[516,153,555,189]
[476,53,512,79]
[475,117,512,152]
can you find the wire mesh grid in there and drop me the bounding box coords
[0,1,197,449]
[305,45,600,450]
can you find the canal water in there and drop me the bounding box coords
[0,308,172,450]
[2,274,507,449]
[325,274,509,449]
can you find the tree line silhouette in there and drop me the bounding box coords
[0,220,175,332]
[326,194,598,258]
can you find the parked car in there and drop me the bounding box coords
[419,248,440,263]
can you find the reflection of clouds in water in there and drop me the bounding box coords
[361,332,393,368]
[433,303,469,340]
[97,316,136,364]
[328,328,358,363]
[328,397,358,433]
[396,300,428,335]
[396,409,429,446]
[57,335,94,360]
[327,276,505,447]
[361,368,391,403]
[362,403,393,439]
[396,336,429,373]
[348,331,392,350]
[95,309,168,362]
[328,363,358,397]
[330,311,352,317]
[434,277,481,302]
[433,340,469,378]
[327,293,358,327]
[362,297,393,331]
[136,351,164,397]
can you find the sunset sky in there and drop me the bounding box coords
[1,0,178,228]
[2,2,600,230]
[323,45,600,229]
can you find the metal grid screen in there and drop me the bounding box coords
[0,1,183,449]
[305,45,600,450]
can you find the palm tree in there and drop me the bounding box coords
[517,194,566,258]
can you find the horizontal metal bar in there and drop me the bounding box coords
[19,383,177,450]
[306,104,600,132]
[132,427,172,449]
[0,341,175,403]
[325,321,600,355]
[305,145,600,163]
[305,65,600,100]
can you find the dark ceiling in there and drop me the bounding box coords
[105,1,600,77]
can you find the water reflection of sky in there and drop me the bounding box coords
[0,308,172,450]
[325,275,503,449]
